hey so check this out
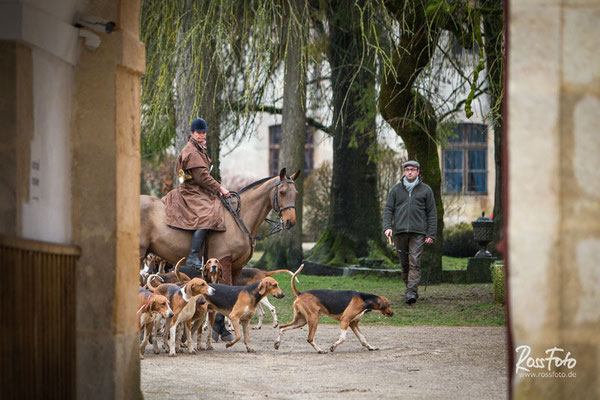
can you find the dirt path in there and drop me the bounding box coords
[141,325,507,399]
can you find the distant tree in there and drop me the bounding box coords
[256,0,309,269]
[140,0,285,179]
[306,0,383,266]
[481,0,505,250]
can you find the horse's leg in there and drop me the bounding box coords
[219,255,233,285]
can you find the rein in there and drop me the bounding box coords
[220,179,295,246]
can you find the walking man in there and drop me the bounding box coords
[383,161,437,305]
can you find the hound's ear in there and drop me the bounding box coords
[279,168,287,180]
[258,280,267,296]
[185,282,193,298]
[290,170,301,181]
[364,298,377,310]
[379,297,390,310]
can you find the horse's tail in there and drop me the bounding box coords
[266,269,300,283]
[290,264,304,298]
[174,257,187,283]
[146,274,163,291]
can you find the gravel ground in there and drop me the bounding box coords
[141,325,507,399]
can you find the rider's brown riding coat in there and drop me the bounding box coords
[162,138,226,231]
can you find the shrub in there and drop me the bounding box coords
[443,222,479,257]
[141,154,175,197]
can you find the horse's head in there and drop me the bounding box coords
[272,168,301,230]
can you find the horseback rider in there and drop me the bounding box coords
[162,117,234,342]
[162,117,231,268]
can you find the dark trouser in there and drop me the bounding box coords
[394,233,426,297]
[186,229,208,268]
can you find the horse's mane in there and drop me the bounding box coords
[238,176,276,194]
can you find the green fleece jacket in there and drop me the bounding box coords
[382,177,437,239]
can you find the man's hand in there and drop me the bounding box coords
[384,229,393,238]
[425,237,434,244]
[220,186,231,197]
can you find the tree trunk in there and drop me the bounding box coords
[174,1,222,181]
[201,39,223,182]
[173,1,194,157]
[482,1,504,252]
[379,1,444,283]
[308,0,381,266]
[256,0,306,269]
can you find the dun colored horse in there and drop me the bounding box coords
[140,168,300,284]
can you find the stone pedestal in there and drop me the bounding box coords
[466,257,496,283]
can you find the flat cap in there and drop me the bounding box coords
[403,160,420,169]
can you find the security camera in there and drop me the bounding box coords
[74,15,116,34]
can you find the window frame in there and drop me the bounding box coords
[269,124,315,178]
[442,123,488,195]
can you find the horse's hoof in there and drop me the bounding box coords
[274,342,280,350]
[168,352,176,357]
[318,349,328,354]
[225,342,234,348]
[247,348,256,353]
[272,323,279,328]
[252,326,261,330]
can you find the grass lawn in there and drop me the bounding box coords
[442,256,468,270]
[248,250,500,326]
[252,252,468,271]
[255,273,505,327]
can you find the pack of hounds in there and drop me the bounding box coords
[138,254,394,358]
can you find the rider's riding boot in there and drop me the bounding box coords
[186,229,207,268]
[212,313,234,343]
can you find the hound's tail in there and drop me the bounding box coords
[266,269,300,283]
[145,274,163,291]
[174,257,186,283]
[291,264,304,297]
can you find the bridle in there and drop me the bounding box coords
[272,178,296,214]
[221,178,296,247]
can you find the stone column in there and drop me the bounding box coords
[508,1,600,398]
[71,1,145,399]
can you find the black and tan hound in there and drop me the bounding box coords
[204,277,285,352]
[274,264,394,353]
[234,267,297,329]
